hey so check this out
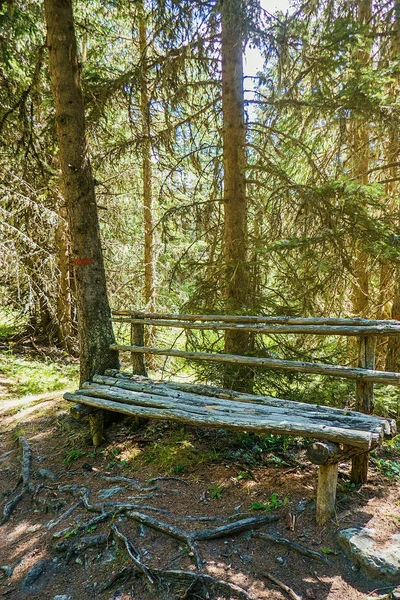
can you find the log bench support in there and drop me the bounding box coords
[316,463,338,525]
[307,441,368,524]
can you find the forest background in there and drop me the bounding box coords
[1,0,400,419]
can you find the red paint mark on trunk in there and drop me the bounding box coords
[73,257,94,266]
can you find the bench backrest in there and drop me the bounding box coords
[110,310,400,414]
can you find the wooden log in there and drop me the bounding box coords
[307,441,368,465]
[88,377,388,436]
[104,370,397,435]
[111,310,400,327]
[70,403,92,420]
[351,335,376,485]
[131,322,147,376]
[63,391,378,448]
[111,317,400,337]
[109,344,400,386]
[316,463,338,525]
[82,381,378,433]
[89,410,105,447]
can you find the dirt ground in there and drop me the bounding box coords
[0,381,399,600]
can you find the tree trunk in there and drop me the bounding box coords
[221,0,251,390]
[55,202,75,353]
[384,5,400,371]
[350,0,372,318]
[139,3,157,369]
[44,0,119,386]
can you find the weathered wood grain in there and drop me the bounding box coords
[110,344,400,386]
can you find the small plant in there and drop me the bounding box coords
[208,485,224,500]
[64,528,78,539]
[86,525,97,533]
[236,470,253,481]
[64,449,85,464]
[320,547,339,555]
[249,493,289,512]
[172,464,184,474]
[373,458,400,479]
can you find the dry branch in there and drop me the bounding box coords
[254,532,329,564]
[264,572,303,600]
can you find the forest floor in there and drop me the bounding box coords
[0,351,399,600]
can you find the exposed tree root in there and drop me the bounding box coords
[264,572,303,600]
[254,532,330,564]
[110,524,255,600]
[0,437,32,525]
[46,501,83,530]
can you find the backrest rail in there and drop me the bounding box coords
[111,316,400,336]
[111,311,400,327]
[110,343,400,385]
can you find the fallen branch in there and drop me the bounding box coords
[1,437,32,525]
[254,532,329,564]
[193,515,279,541]
[264,572,303,600]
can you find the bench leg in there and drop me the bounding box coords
[350,452,368,484]
[89,410,105,447]
[316,463,338,525]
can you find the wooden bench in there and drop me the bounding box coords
[64,311,398,524]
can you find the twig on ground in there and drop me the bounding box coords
[264,572,302,600]
[254,532,330,564]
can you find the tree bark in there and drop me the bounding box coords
[139,2,156,368]
[221,0,251,390]
[350,0,372,318]
[384,5,400,371]
[44,0,119,385]
[55,201,75,353]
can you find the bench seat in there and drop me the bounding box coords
[64,370,395,524]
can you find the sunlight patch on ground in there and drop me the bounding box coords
[0,390,69,416]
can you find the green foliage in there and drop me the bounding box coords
[64,450,86,464]
[208,485,224,500]
[0,353,78,397]
[249,493,289,512]
[224,432,299,465]
[141,428,220,474]
[320,547,338,555]
[0,308,27,340]
[373,458,400,480]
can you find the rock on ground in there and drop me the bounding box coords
[338,527,400,582]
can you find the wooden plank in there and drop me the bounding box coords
[111,317,400,336]
[64,391,377,448]
[111,310,400,327]
[109,344,400,386]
